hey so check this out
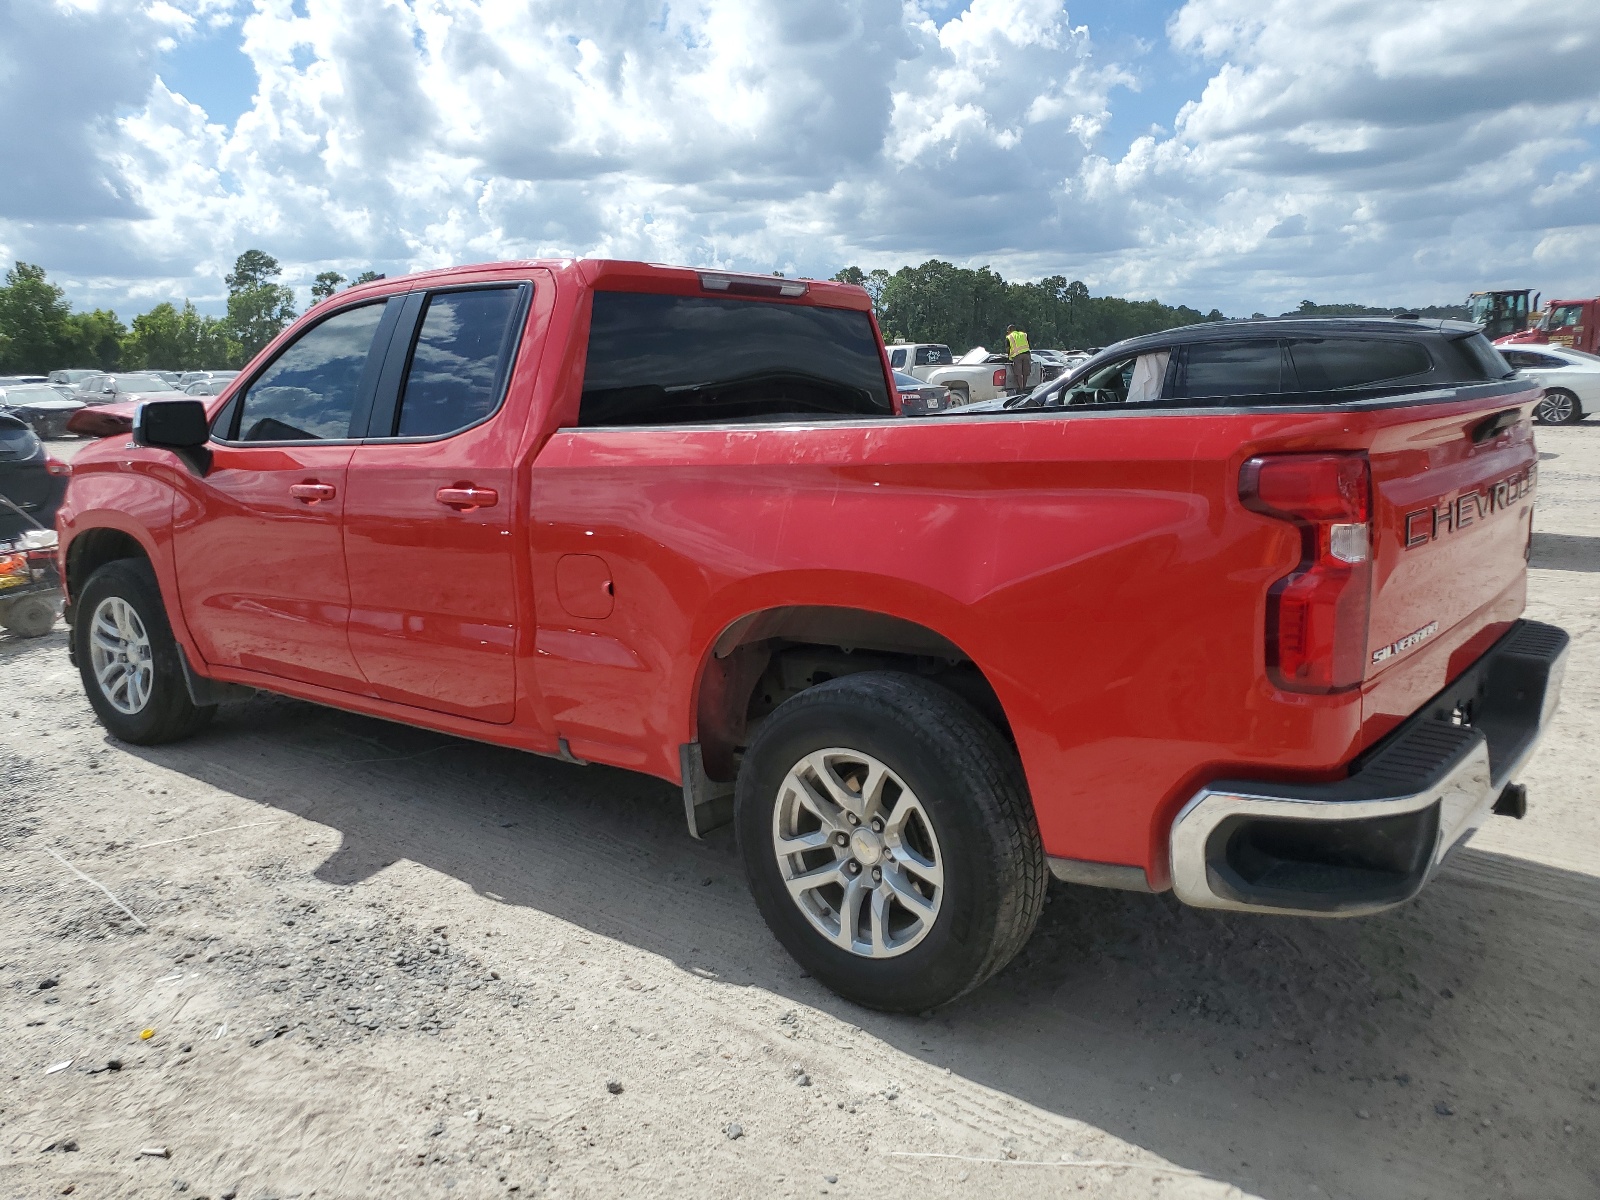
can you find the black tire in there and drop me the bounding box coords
[73,558,214,744]
[0,595,59,638]
[1534,388,1584,425]
[735,671,1046,1012]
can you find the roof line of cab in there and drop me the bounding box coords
[333,258,871,311]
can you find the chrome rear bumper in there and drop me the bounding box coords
[1169,620,1569,917]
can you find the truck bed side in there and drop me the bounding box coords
[527,383,1541,882]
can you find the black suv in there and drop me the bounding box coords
[965,318,1516,412]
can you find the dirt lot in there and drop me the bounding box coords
[2,426,1597,1200]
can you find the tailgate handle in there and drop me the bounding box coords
[1471,409,1520,444]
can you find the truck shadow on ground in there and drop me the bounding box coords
[120,692,1600,1200]
[1530,532,1600,572]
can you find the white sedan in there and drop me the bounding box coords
[1500,344,1600,425]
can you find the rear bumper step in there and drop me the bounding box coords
[1170,619,1569,917]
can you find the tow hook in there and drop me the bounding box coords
[1493,783,1528,820]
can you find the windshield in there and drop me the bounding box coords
[892,371,923,389]
[1544,304,1584,330]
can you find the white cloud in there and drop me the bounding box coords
[1,0,1596,316]
[1080,0,1600,307]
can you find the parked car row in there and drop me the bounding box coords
[0,368,240,440]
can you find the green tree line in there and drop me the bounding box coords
[832,262,1472,352]
[0,252,382,375]
[833,261,1226,352]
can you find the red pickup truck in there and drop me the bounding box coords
[57,260,1568,1011]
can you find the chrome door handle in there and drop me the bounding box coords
[289,483,337,503]
[436,485,499,510]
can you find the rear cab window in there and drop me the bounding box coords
[577,292,891,427]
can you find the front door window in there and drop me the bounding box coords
[228,302,387,441]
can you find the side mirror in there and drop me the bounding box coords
[134,399,211,474]
[135,399,209,449]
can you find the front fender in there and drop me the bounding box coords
[57,453,201,663]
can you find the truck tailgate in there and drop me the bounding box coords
[1361,392,1539,740]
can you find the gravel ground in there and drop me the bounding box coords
[2,426,1597,1200]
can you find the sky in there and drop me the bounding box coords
[3,0,1597,318]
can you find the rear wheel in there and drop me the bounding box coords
[1534,388,1584,425]
[736,672,1046,1012]
[73,558,214,744]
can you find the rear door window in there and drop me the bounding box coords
[387,287,525,438]
[1286,338,1433,390]
[1171,340,1286,398]
[228,302,387,442]
[1504,349,1568,370]
[889,348,907,368]
[578,292,891,427]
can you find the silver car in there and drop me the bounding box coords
[1500,345,1599,425]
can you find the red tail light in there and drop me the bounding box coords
[992,368,1008,388]
[45,457,71,477]
[1240,453,1372,694]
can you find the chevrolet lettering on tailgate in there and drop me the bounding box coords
[1404,465,1536,549]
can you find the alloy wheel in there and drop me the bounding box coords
[771,748,944,958]
[88,595,154,715]
[1535,392,1576,424]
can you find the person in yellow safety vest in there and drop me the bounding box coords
[1005,326,1032,393]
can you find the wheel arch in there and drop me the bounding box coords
[689,604,1014,785]
[65,526,154,605]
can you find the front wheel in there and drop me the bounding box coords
[1534,388,1584,425]
[735,672,1046,1012]
[73,558,214,744]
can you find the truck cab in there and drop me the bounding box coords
[885,342,953,377]
[1467,289,1535,341]
[1499,297,1599,355]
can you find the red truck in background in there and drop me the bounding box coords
[56,260,1568,1011]
[1498,296,1600,354]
